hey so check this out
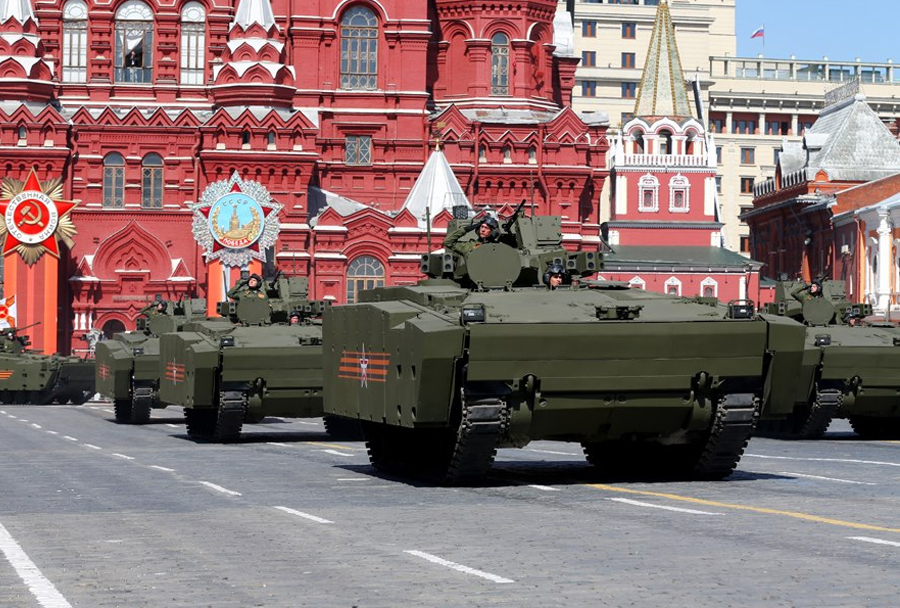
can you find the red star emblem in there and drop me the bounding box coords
[196,180,277,254]
[0,168,78,265]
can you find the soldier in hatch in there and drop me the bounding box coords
[791,279,823,303]
[227,273,265,299]
[544,262,569,290]
[443,216,502,256]
[289,310,302,325]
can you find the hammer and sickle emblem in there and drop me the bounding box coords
[17,202,45,229]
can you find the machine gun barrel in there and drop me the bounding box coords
[11,320,42,333]
[502,199,527,233]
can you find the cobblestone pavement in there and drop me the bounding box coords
[0,403,898,607]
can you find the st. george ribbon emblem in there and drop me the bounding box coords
[339,344,390,387]
[0,168,78,265]
[190,172,281,268]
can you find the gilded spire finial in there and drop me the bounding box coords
[633,0,692,120]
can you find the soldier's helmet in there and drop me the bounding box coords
[543,262,568,287]
[248,273,263,289]
[479,216,500,240]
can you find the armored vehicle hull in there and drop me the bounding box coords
[95,333,166,423]
[0,353,93,404]
[325,281,804,483]
[158,321,330,442]
[758,280,900,439]
[94,297,214,424]
[761,326,900,439]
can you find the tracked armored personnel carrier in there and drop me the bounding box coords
[0,324,94,405]
[323,212,806,484]
[158,275,343,442]
[95,297,216,424]
[758,280,900,439]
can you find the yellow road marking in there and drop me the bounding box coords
[588,484,900,533]
[306,442,354,451]
[884,441,900,445]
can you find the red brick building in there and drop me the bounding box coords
[0,0,609,353]
[743,83,900,312]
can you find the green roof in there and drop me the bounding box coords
[603,246,760,270]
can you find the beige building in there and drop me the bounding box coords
[567,0,900,255]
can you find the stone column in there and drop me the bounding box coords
[876,208,893,313]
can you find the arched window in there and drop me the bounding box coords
[267,131,276,147]
[340,6,378,90]
[491,33,510,95]
[101,319,126,340]
[62,0,88,83]
[527,146,537,164]
[628,276,646,290]
[664,276,682,297]
[180,2,206,85]
[658,129,673,155]
[502,145,512,164]
[701,277,718,298]
[16,125,26,141]
[638,173,659,212]
[103,153,125,208]
[115,0,154,84]
[241,130,251,147]
[632,131,645,154]
[669,174,690,213]
[142,153,163,208]
[346,255,385,303]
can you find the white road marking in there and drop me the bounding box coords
[404,550,514,584]
[294,421,320,426]
[7,415,16,419]
[165,424,178,428]
[31,423,41,429]
[780,471,876,486]
[608,497,724,516]
[267,442,291,447]
[321,449,353,457]
[336,478,370,481]
[62,436,77,442]
[0,519,73,608]
[849,536,900,548]
[102,409,113,414]
[199,481,242,497]
[18,419,29,423]
[0,410,5,414]
[149,465,175,472]
[83,444,102,450]
[112,454,135,460]
[528,484,561,492]
[745,453,900,468]
[526,448,580,456]
[45,431,58,436]
[274,506,334,524]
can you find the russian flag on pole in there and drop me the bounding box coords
[751,26,765,39]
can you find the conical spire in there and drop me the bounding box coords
[0,0,35,24]
[401,148,472,228]
[634,0,692,120]
[233,0,276,30]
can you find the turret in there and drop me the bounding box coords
[136,297,209,336]
[766,279,868,326]
[217,274,328,325]
[421,211,600,290]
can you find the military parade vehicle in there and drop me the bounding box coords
[323,209,807,484]
[0,323,94,405]
[157,274,350,442]
[757,279,900,439]
[95,297,216,424]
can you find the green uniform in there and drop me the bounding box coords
[443,225,495,256]
[790,283,822,304]
[227,279,265,300]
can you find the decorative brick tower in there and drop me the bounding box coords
[602,0,760,302]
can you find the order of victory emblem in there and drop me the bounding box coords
[0,168,78,266]
[191,172,281,267]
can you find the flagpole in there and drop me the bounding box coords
[762,23,765,55]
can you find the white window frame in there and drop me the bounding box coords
[638,173,659,212]
[628,276,646,290]
[180,2,206,85]
[700,277,718,298]
[62,0,88,83]
[669,173,690,213]
[664,276,682,296]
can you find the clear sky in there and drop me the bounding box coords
[736,0,896,64]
